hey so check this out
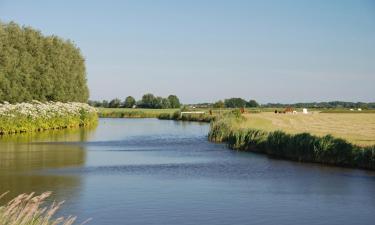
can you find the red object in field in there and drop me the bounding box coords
[240,107,245,114]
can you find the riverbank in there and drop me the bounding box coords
[0,101,97,135]
[97,108,178,118]
[208,111,375,170]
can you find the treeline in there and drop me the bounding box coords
[189,98,259,108]
[262,101,375,109]
[0,21,89,103]
[89,94,181,109]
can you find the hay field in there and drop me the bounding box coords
[242,112,375,146]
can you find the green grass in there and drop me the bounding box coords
[97,108,178,118]
[208,111,375,170]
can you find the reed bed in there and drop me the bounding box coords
[208,112,375,170]
[158,111,215,123]
[0,192,86,225]
[98,108,177,118]
[0,101,97,135]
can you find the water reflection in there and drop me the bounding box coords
[0,126,96,201]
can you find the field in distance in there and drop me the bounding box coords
[241,112,375,146]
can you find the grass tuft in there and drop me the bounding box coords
[0,192,87,225]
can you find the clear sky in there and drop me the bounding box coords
[1,0,374,103]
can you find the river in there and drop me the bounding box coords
[1,118,375,225]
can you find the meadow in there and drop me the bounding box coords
[208,111,375,170]
[241,112,375,146]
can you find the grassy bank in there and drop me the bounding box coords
[158,111,215,122]
[97,108,178,118]
[208,111,375,170]
[0,101,97,135]
[0,192,83,225]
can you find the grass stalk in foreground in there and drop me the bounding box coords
[0,192,88,225]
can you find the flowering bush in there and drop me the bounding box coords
[0,101,98,134]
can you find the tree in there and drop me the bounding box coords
[161,98,171,109]
[213,100,225,108]
[139,93,156,108]
[123,96,136,108]
[224,98,247,108]
[168,95,181,108]
[109,98,121,108]
[0,21,89,103]
[247,99,259,107]
[102,100,109,108]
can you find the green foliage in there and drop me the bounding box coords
[0,21,89,103]
[136,93,179,109]
[224,98,248,108]
[109,98,121,108]
[247,99,259,107]
[123,96,136,108]
[167,95,181,108]
[213,100,225,108]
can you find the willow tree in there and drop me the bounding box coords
[0,21,89,103]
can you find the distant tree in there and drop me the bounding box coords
[213,100,225,108]
[109,98,121,108]
[168,95,181,108]
[139,93,156,108]
[102,100,109,108]
[224,98,247,108]
[161,98,171,109]
[123,96,136,108]
[247,99,259,107]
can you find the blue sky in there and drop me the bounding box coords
[1,0,374,103]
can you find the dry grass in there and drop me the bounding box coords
[241,112,375,146]
[0,192,86,225]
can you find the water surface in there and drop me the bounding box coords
[1,118,375,225]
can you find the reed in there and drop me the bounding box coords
[158,110,215,123]
[0,192,87,225]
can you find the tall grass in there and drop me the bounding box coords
[208,111,375,170]
[0,102,98,135]
[158,110,215,123]
[98,108,178,118]
[0,192,87,225]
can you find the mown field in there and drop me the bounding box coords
[241,112,375,146]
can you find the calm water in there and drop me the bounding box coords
[1,118,375,225]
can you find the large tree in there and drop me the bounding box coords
[167,95,181,108]
[123,96,136,108]
[0,21,89,103]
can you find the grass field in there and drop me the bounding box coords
[241,112,375,146]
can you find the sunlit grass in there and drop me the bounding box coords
[0,192,88,225]
[241,112,375,146]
